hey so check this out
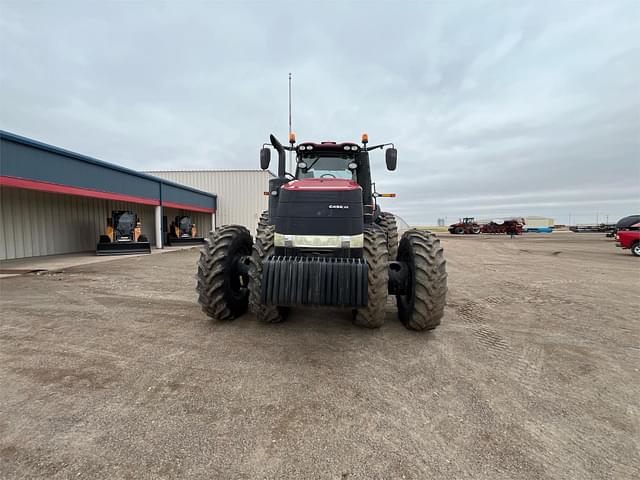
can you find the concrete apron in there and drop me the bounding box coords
[0,245,198,279]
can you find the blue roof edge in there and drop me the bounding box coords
[0,129,217,199]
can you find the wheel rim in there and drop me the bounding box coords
[396,240,415,316]
[225,246,251,302]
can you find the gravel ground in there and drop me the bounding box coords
[1,232,638,479]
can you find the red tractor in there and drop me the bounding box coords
[195,133,447,331]
[448,217,481,234]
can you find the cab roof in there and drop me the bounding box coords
[297,141,361,153]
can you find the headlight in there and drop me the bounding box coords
[298,161,308,169]
[351,145,358,151]
[348,161,357,170]
[344,145,351,151]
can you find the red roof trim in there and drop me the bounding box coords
[0,175,160,205]
[0,176,215,213]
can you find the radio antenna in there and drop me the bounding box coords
[288,72,293,171]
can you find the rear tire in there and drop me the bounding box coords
[196,225,252,320]
[353,224,389,328]
[396,229,447,331]
[632,242,640,257]
[257,210,270,235]
[376,211,399,260]
[248,225,288,323]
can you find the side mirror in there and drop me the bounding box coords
[260,148,271,170]
[385,148,397,171]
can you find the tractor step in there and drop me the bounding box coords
[96,241,151,255]
[261,256,368,307]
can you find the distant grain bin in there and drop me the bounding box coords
[146,170,272,234]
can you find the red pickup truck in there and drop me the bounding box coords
[616,230,640,256]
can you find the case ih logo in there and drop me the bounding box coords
[328,204,349,209]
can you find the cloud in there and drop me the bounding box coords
[1,0,639,225]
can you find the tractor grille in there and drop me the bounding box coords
[261,256,368,307]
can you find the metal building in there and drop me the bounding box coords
[524,217,555,228]
[0,131,217,260]
[146,170,271,233]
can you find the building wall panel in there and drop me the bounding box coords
[0,187,159,260]
[146,170,271,234]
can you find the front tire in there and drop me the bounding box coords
[248,225,288,323]
[353,225,389,328]
[632,242,640,257]
[257,210,270,235]
[376,211,399,260]
[196,225,252,320]
[396,229,447,331]
[454,226,465,234]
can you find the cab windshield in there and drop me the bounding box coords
[115,213,135,234]
[297,155,355,180]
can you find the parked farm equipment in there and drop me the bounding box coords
[448,217,481,234]
[449,217,524,235]
[166,215,204,245]
[96,210,151,255]
[481,219,523,235]
[570,224,616,234]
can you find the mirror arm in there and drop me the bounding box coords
[365,142,394,152]
[262,143,293,154]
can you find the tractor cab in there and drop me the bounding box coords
[295,142,360,180]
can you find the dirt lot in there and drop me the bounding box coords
[1,232,638,479]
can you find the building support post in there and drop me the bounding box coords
[211,212,216,233]
[155,205,162,249]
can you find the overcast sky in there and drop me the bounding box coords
[1,0,638,225]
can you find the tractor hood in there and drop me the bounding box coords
[276,179,363,236]
[283,178,360,192]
